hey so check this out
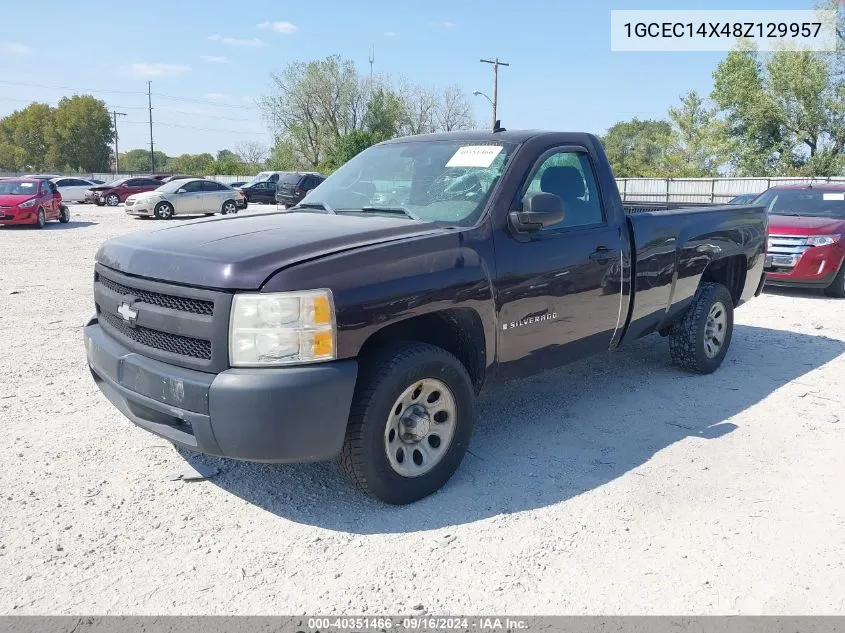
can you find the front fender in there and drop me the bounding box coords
[261,230,497,370]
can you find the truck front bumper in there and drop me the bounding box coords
[84,318,358,463]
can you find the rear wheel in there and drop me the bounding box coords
[154,201,174,220]
[221,200,238,215]
[823,263,845,298]
[59,206,70,223]
[105,193,120,207]
[339,342,475,505]
[669,282,734,374]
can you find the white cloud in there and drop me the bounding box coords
[5,42,32,55]
[209,34,267,47]
[131,62,191,78]
[257,21,297,34]
[200,55,229,63]
[203,92,232,102]
[384,31,397,37]
[438,21,457,28]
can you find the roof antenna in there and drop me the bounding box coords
[493,119,506,133]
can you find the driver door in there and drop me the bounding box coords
[173,180,205,215]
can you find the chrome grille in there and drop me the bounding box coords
[766,234,810,270]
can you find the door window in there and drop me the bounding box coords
[179,180,206,193]
[524,151,604,229]
[202,181,226,191]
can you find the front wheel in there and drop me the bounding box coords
[154,201,174,220]
[35,209,46,229]
[221,200,238,215]
[59,206,70,223]
[823,262,845,298]
[105,194,120,207]
[339,342,475,504]
[670,282,734,374]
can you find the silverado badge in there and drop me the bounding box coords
[117,302,138,325]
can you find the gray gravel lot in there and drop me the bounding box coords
[0,204,844,614]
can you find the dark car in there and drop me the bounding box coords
[85,177,163,206]
[83,130,766,504]
[728,193,759,204]
[236,180,277,205]
[275,172,325,207]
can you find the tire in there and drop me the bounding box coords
[221,199,238,215]
[154,201,174,220]
[669,282,734,374]
[339,342,475,505]
[105,193,120,207]
[35,208,46,229]
[59,206,70,224]
[95,198,105,207]
[823,262,845,298]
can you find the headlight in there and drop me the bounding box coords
[229,289,335,366]
[19,198,37,208]
[806,235,841,246]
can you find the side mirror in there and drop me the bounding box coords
[509,192,564,233]
[176,188,186,194]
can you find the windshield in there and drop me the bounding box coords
[156,179,198,193]
[242,171,274,187]
[0,180,38,195]
[101,178,126,188]
[755,189,845,218]
[300,140,517,225]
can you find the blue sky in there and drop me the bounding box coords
[0,0,817,156]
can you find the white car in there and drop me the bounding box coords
[51,177,99,203]
[124,178,245,219]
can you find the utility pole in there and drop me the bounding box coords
[480,57,509,128]
[147,80,155,173]
[111,110,127,175]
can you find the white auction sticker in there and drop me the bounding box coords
[446,145,504,168]
[822,192,845,201]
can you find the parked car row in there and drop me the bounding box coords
[233,171,325,206]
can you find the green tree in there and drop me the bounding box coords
[601,119,675,177]
[363,88,404,140]
[216,149,238,162]
[51,96,114,172]
[0,103,55,170]
[324,129,379,169]
[119,149,170,173]
[666,91,728,177]
[0,142,27,171]
[167,153,216,175]
[712,43,845,175]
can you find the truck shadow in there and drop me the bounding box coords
[763,286,832,301]
[181,324,845,533]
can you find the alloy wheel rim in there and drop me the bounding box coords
[703,301,727,358]
[159,204,172,218]
[384,378,457,477]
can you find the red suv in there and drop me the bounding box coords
[0,178,69,228]
[758,184,845,297]
[86,177,163,207]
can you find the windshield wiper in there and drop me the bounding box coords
[289,201,334,213]
[358,205,421,221]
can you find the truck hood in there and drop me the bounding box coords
[95,211,445,290]
[768,214,845,235]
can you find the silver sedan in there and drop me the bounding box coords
[124,178,245,220]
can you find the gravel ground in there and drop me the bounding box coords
[0,204,844,615]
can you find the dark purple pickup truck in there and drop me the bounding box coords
[84,129,767,504]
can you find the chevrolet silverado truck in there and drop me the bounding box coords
[83,130,767,504]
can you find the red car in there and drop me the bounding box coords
[0,178,69,228]
[758,184,845,297]
[85,176,163,207]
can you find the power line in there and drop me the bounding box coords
[122,120,271,136]
[0,79,146,95]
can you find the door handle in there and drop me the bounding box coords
[589,247,618,262]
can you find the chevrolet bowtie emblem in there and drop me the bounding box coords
[117,302,138,323]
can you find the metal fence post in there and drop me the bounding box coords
[665,178,670,204]
[622,179,628,201]
[711,179,716,203]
